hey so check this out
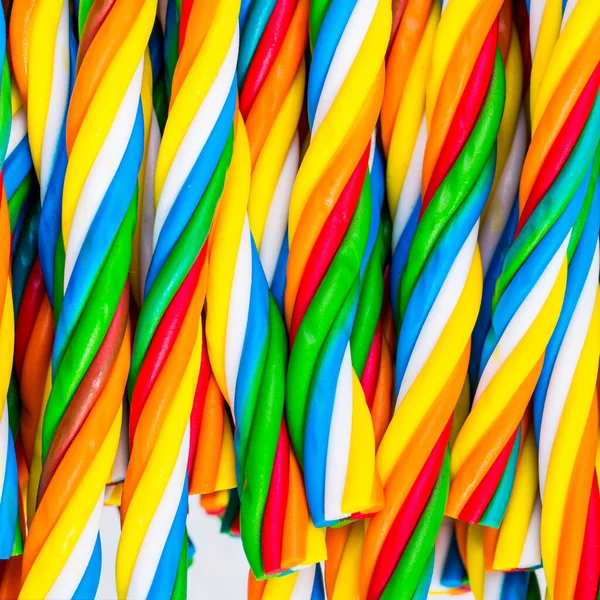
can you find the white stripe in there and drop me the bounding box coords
[127,425,190,600]
[539,241,599,495]
[0,403,8,504]
[46,493,104,600]
[474,234,571,405]
[430,517,454,591]
[479,109,527,276]
[7,108,27,156]
[529,0,546,61]
[290,564,317,600]
[312,0,376,133]
[40,0,70,203]
[392,117,428,253]
[484,571,505,600]
[225,218,252,409]
[324,346,352,522]
[519,496,542,568]
[64,59,144,290]
[259,133,299,286]
[140,110,161,300]
[397,223,478,407]
[153,28,239,248]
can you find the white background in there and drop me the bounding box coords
[98,497,473,599]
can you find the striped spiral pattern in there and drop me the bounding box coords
[448,0,600,529]
[361,0,505,596]
[117,1,238,597]
[9,0,76,523]
[429,518,469,594]
[284,0,389,529]
[0,5,16,561]
[207,112,326,579]
[248,562,325,600]
[19,1,154,597]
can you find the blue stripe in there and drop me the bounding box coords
[501,571,532,600]
[440,531,467,589]
[480,164,591,378]
[234,239,269,485]
[54,105,144,370]
[307,0,358,128]
[5,137,33,198]
[305,280,359,526]
[479,425,521,527]
[396,150,495,398]
[147,478,188,600]
[533,172,600,442]
[391,200,420,327]
[271,231,288,313]
[412,551,435,600]
[238,0,277,86]
[0,427,18,559]
[145,80,237,294]
[310,563,326,600]
[360,147,384,278]
[72,535,101,600]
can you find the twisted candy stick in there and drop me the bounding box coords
[285,0,389,528]
[532,142,600,598]
[0,6,17,561]
[117,1,238,597]
[248,563,325,600]
[361,0,505,596]
[429,518,469,594]
[19,0,154,596]
[208,112,326,578]
[448,0,600,526]
[9,0,76,521]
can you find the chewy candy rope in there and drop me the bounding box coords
[248,562,326,600]
[448,0,600,528]
[284,0,389,528]
[361,0,505,596]
[20,0,154,597]
[117,0,238,597]
[0,5,17,561]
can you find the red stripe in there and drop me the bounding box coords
[290,144,370,343]
[458,428,518,523]
[188,327,212,476]
[368,420,452,600]
[15,259,44,379]
[422,22,498,211]
[180,0,193,50]
[516,63,600,236]
[239,0,296,118]
[575,474,600,598]
[262,423,290,575]
[360,320,382,410]
[129,247,205,444]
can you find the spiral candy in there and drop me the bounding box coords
[19,0,154,596]
[248,562,325,600]
[284,0,389,529]
[0,5,17,561]
[117,0,238,597]
[448,0,600,528]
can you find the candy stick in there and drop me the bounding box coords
[9,0,76,523]
[532,132,600,598]
[0,5,17,561]
[248,562,326,600]
[361,0,505,595]
[19,0,154,597]
[285,0,390,529]
[117,1,238,598]
[448,0,600,527]
[429,518,469,594]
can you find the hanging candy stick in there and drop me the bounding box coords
[532,142,600,598]
[0,5,17,561]
[117,1,238,598]
[19,0,154,597]
[9,0,76,523]
[361,0,505,596]
[284,0,389,529]
[448,0,600,527]
[248,562,326,600]
[207,107,326,578]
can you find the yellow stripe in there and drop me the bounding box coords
[331,524,364,600]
